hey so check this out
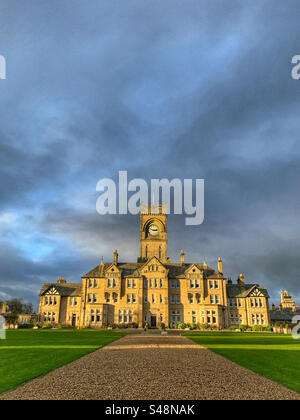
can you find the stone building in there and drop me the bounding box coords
[38,205,270,328]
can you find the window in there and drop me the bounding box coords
[119,310,123,323]
[229,299,233,307]
[171,280,175,288]
[152,294,155,303]
[129,310,133,323]
[259,298,263,307]
[49,297,53,305]
[176,295,180,304]
[238,299,242,307]
[144,295,148,303]
[190,280,195,288]
[52,312,56,322]
[155,279,158,288]
[188,294,194,304]
[210,295,215,304]
[88,294,92,303]
[144,312,148,322]
[234,299,237,307]
[91,309,95,323]
[105,293,110,303]
[195,280,200,288]
[176,280,180,289]
[123,310,128,323]
[150,279,153,288]
[127,279,132,288]
[160,294,163,304]
[214,280,219,289]
[96,309,101,323]
[94,279,98,288]
[107,279,112,288]
[127,294,132,304]
[133,279,137,288]
[192,311,197,323]
[45,297,48,305]
[89,279,93,288]
[171,295,175,304]
[215,295,220,304]
[196,294,201,304]
[207,311,211,324]
[113,293,118,303]
[209,280,214,289]
[113,279,117,288]
[93,294,97,303]
[160,279,163,288]
[144,278,148,288]
[251,298,254,307]
[159,246,162,259]
[132,294,137,304]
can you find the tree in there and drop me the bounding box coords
[22,303,33,314]
[7,299,23,314]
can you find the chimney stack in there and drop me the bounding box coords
[180,250,185,265]
[57,277,66,285]
[218,257,223,275]
[113,250,118,265]
[238,273,245,285]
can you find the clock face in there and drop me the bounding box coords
[148,223,159,236]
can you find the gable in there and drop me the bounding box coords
[139,256,167,275]
[248,287,265,297]
[44,286,59,295]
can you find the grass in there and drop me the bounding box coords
[184,332,300,393]
[0,329,125,395]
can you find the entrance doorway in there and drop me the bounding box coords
[150,315,157,328]
[72,314,76,327]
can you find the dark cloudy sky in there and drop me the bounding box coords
[0,0,300,309]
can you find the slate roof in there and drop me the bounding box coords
[39,283,82,297]
[270,309,300,323]
[82,261,219,279]
[226,284,269,298]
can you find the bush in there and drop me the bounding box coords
[42,322,53,329]
[169,322,173,329]
[229,325,238,330]
[252,325,264,331]
[190,323,197,330]
[239,324,248,332]
[177,323,186,330]
[160,322,166,330]
[18,323,33,329]
[34,322,43,329]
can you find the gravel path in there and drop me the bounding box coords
[1,334,299,400]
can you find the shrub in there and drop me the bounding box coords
[252,325,264,331]
[169,322,173,329]
[190,323,197,330]
[229,325,238,330]
[42,322,53,329]
[160,322,166,330]
[34,322,43,329]
[177,323,186,330]
[18,323,33,329]
[239,324,248,332]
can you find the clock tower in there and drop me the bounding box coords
[138,204,169,263]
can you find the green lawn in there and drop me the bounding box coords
[184,332,300,393]
[0,329,125,394]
